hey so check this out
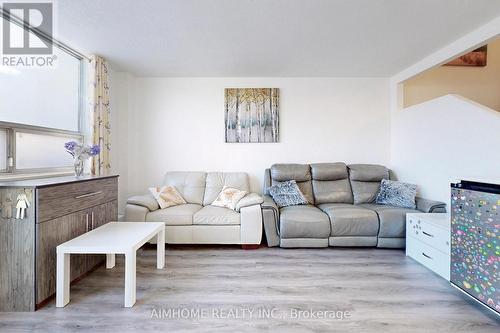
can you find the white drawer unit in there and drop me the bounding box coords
[406,236,450,280]
[406,213,451,281]
[407,214,450,254]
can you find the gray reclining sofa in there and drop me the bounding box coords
[262,163,446,248]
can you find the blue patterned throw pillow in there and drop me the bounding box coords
[269,180,308,208]
[376,179,417,209]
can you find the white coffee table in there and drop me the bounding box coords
[56,222,165,308]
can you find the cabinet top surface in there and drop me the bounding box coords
[407,213,450,230]
[0,175,118,188]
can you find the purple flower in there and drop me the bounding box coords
[64,141,78,151]
[65,142,100,159]
[90,145,101,156]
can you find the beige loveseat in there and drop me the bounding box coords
[125,172,263,245]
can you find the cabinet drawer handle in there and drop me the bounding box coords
[422,231,434,237]
[422,252,432,259]
[75,191,102,199]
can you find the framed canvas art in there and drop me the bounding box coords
[224,88,279,143]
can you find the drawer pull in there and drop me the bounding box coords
[422,231,434,237]
[75,191,103,199]
[422,252,432,259]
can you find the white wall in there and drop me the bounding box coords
[390,16,500,207]
[391,94,500,205]
[108,70,135,215]
[111,77,390,210]
[106,16,500,215]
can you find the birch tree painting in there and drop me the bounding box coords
[225,88,279,143]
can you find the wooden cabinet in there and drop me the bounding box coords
[0,175,118,311]
[86,201,118,271]
[36,210,88,304]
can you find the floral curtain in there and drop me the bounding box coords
[89,55,111,176]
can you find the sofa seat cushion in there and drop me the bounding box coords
[146,203,202,225]
[318,203,379,237]
[361,204,419,238]
[279,205,331,239]
[193,205,241,225]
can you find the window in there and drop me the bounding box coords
[15,131,81,171]
[0,16,84,175]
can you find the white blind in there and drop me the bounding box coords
[0,23,81,131]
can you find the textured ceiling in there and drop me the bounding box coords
[55,0,500,77]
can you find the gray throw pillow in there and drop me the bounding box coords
[269,180,308,208]
[376,179,417,209]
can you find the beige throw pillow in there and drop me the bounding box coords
[149,186,186,209]
[211,186,248,211]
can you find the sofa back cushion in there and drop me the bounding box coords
[348,164,389,204]
[163,172,207,205]
[203,172,250,206]
[311,163,353,204]
[270,164,314,204]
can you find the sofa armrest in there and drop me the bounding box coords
[416,197,447,213]
[262,195,279,212]
[125,204,149,222]
[127,194,159,212]
[261,195,280,247]
[236,193,264,212]
[240,205,262,245]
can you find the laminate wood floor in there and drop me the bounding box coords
[0,246,498,333]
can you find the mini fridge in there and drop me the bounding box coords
[450,180,500,315]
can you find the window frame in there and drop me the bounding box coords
[0,127,10,173]
[0,121,84,175]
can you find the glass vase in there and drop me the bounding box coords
[74,159,85,178]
